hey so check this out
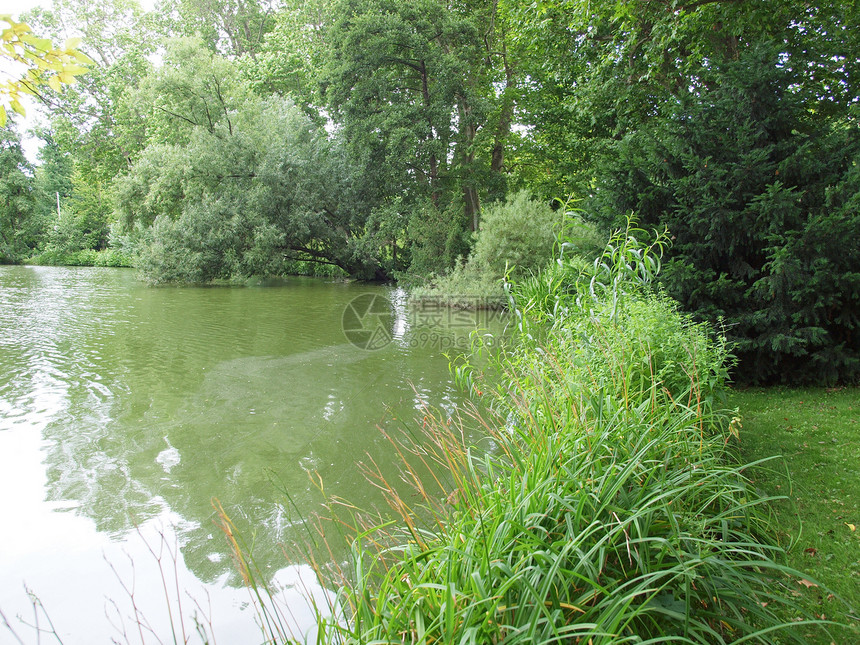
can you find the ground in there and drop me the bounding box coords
[731,386,860,644]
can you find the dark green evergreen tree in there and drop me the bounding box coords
[592,45,860,384]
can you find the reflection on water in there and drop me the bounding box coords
[0,265,503,643]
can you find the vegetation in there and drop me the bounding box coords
[0,0,857,381]
[0,12,92,126]
[1,2,858,641]
[273,225,838,643]
[410,192,602,308]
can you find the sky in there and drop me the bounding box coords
[1,0,48,16]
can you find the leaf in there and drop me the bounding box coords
[63,36,82,50]
[19,33,52,52]
[48,74,62,92]
[61,64,89,76]
[796,579,818,588]
[0,105,6,127]
[72,50,94,65]
[847,523,856,531]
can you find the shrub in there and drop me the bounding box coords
[411,192,602,306]
[470,190,559,277]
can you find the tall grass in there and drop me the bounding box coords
[249,219,834,643]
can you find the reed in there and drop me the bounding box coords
[247,219,836,643]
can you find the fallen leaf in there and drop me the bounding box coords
[797,579,818,588]
[804,547,817,556]
[847,523,856,531]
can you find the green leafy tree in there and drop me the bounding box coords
[578,7,860,383]
[243,0,333,106]
[114,41,383,282]
[19,0,158,262]
[155,0,277,58]
[321,0,518,271]
[0,125,40,262]
[24,0,158,182]
[125,36,252,148]
[32,131,73,220]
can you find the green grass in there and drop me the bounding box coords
[732,386,860,644]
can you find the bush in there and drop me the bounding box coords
[411,192,602,306]
[28,247,132,267]
[410,258,507,309]
[471,190,559,277]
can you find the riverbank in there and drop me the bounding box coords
[296,226,839,643]
[25,248,132,267]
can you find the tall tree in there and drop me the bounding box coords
[24,0,158,182]
[505,0,860,383]
[0,125,40,262]
[114,41,383,281]
[155,0,277,58]
[321,0,518,273]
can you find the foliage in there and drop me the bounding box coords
[0,125,40,263]
[24,0,158,183]
[591,45,860,384]
[302,226,832,644]
[410,191,599,307]
[0,12,92,126]
[241,0,333,103]
[410,257,507,309]
[155,0,277,58]
[495,0,860,384]
[115,61,384,282]
[30,246,132,267]
[322,0,519,263]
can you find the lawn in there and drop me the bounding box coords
[731,386,860,644]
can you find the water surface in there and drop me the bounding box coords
[0,266,502,643]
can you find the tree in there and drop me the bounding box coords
[155,0,277,58]
[0,13,92,126]
[0,125,40,262]
[243,0,333,105]
[519,0,860,384]
[321,0,519,273]
[23,0,158,182]
[592,45,860,384]
[119,95,384,281]
[112,39,384,281]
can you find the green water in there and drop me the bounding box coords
[0,265,503,643]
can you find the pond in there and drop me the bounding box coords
[0,265,504,643]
